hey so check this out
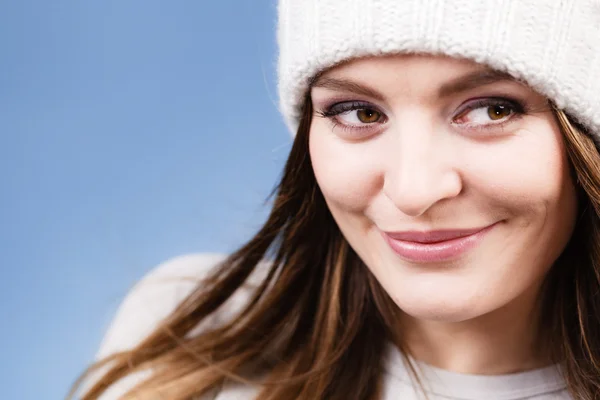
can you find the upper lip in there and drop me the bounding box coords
[383,225,493,244]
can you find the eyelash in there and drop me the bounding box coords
[315,98,527,136]
[453,98,526,132]
[316,101,383,134]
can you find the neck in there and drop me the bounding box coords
[398,283,552,375]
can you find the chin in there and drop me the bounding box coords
[400,304,483,323]
[390,286,490,323]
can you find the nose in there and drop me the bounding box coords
[382,125,462,217]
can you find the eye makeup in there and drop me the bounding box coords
[314,95,532,138]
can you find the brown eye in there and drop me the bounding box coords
[357,108,382,123]
[487,104,512,120]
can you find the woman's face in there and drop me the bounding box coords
[309,54,578,323]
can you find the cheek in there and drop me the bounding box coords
[464,125,576,221]
[309,128,382,212]
[458,124,578,297]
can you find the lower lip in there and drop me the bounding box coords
[382,224,497,263]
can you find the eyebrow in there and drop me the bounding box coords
[311,69,520,100]
[311,76,386,100]
[438,69,519,97]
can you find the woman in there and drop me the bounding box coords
[71,0,600,399]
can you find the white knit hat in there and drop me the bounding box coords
[277,0,600,139]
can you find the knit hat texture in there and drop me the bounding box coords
[277,0,600,139]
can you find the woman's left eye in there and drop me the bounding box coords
[453,98,524,128]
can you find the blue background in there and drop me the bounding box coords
[0,1,288,398]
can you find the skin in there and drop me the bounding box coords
[309,54,579,375]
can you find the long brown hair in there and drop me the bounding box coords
[70,95,600,400]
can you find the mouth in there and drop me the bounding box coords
[381,223,499,263]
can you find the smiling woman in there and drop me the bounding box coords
[309,54,579,370]
[71,1,600,400]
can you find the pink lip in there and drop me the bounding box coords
[381,223,498,263]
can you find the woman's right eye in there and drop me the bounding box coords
[338,108,383,124]
[317,102,387,131]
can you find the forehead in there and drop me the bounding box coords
[310,54,527,101]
